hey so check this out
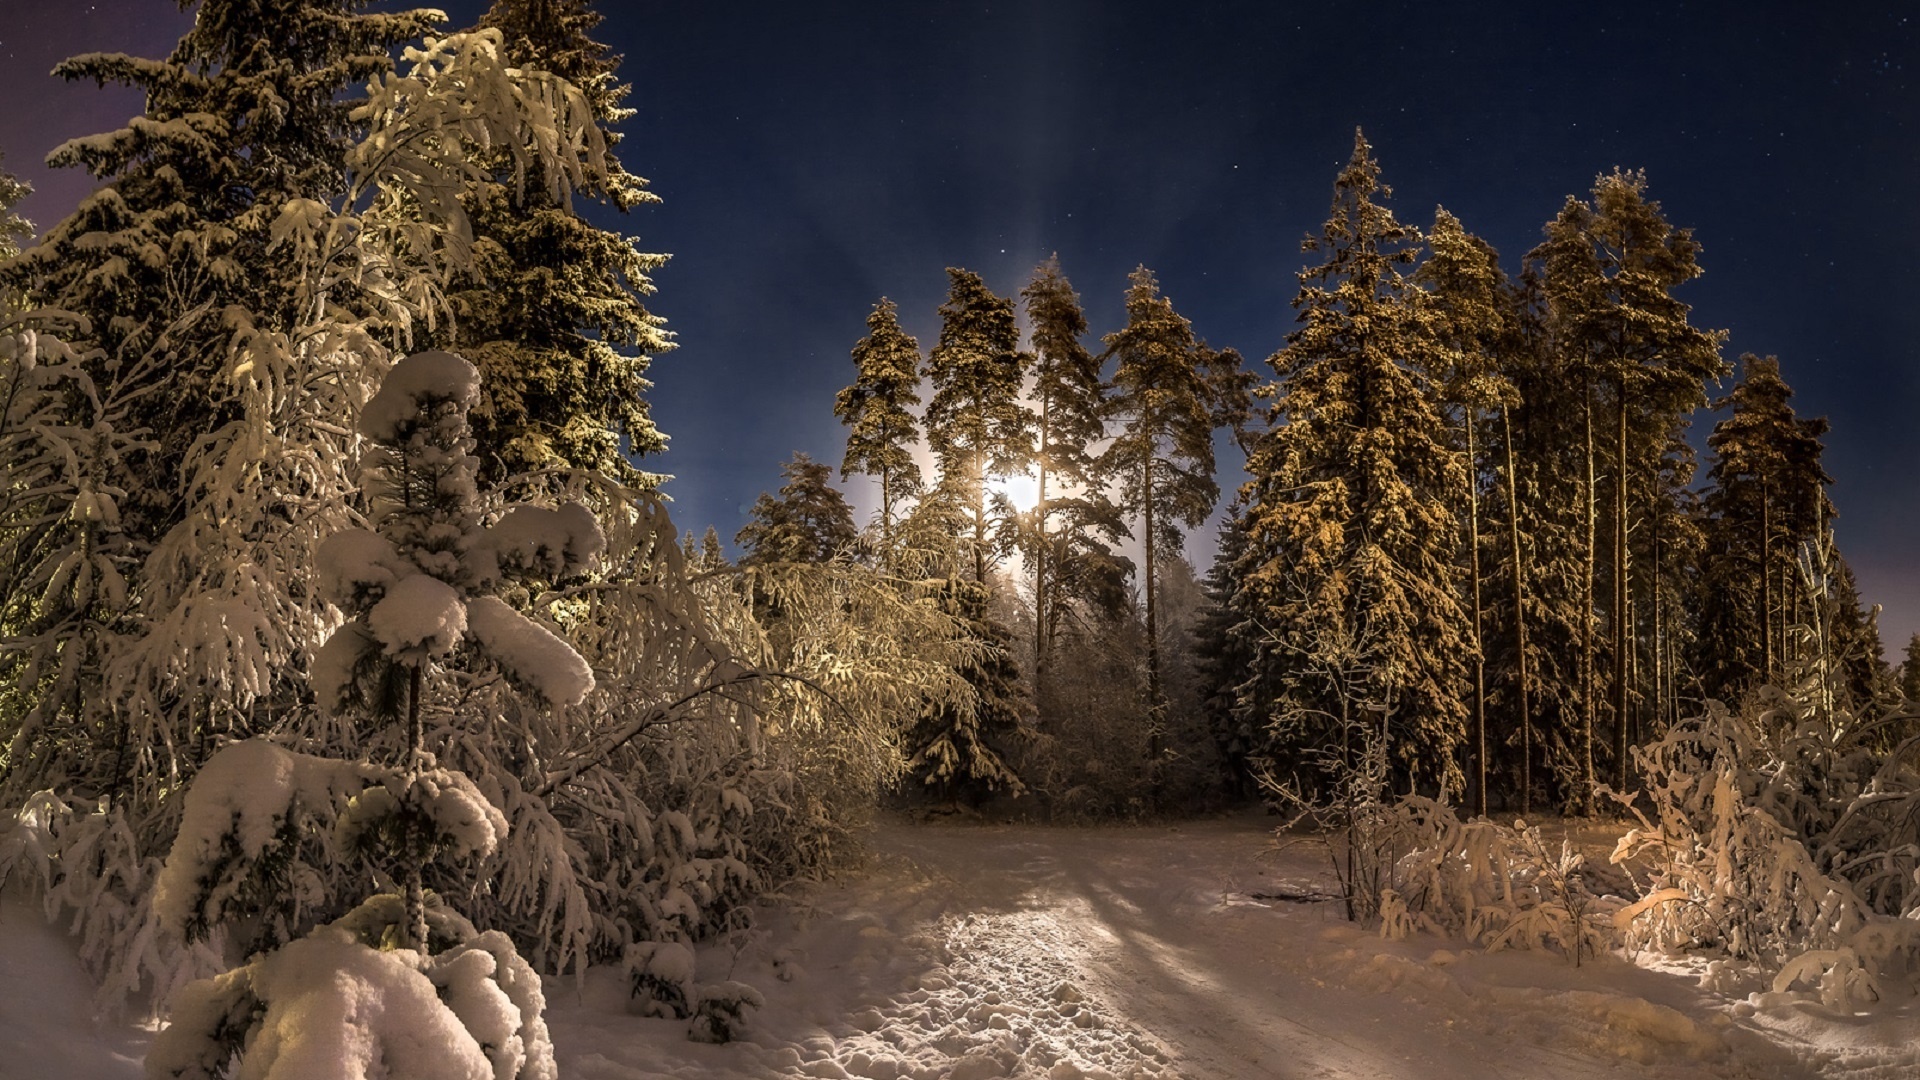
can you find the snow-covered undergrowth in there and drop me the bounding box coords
[23,814,1920,1080]
[1607,692,1920,1011]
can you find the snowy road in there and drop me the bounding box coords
[11,812,1913,1079]
[551,814,1892,1080]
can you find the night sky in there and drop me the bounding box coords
[1,3,1917,651]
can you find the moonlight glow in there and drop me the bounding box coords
[988,471,1040,512]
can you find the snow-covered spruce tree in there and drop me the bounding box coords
[737,453,858,568]
[3,0,441,543]
[904,576,1026,804]
[440,0,672,485]
[1102,265,1225,787]
[836,297,924,546]
[1414,209,1518,816]
[925,267,1033,587]
[1193,502,1261,797]
[144,349,580,1080]
[0,28,628,1005]
[1235,130,1469,797]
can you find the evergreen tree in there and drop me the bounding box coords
[1903,635,1920,704]
[1020,255,1120,696]
[1415,208,1517,815]
[924,267,1032,586]
[147,349,592,1078]
[1102,266,1222,734]
[835,297,923,540]
[905,578,1026,803]
[1697,354,1832,703]
[2,0,441,537]
[1192,502,1260,796]
[1236,130,1469,796]
[445,0,672,484]
[1532,170,1726,792]
[736,452,858,566]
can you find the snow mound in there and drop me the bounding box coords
[465,595,594,707]
[368,572,467,658]
[361,350,481,441]
[314,528,409,607]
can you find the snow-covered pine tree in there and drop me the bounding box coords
[1697,354,1833,702]
[0,25,633,1003]
[835,297,924,544]
[145,348,591,1080]
[1414,209,1519,815]
[925,267,1033,587]
[736,452,858,566]
[1102,265,1224,785]
[443,0,672,484]
[1020,255,1124,701]
[1236,130,1470,797]
[3,0,441,541]
[1530,170,1726,792]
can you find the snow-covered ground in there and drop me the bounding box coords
[7,812,1917,1079]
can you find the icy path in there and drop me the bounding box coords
[548,815,1893,1080]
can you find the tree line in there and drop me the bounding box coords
[734,129,1890,820]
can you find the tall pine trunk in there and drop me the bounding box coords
[1761,481,1774,685]
[1503,408,1531,815]
[1143,453,1161,796]
[1467,416,1487,816]
[1034,395,1051,710]
[973,449,988,585]
[1580,373,1597,812]
[1613,383,1629,792]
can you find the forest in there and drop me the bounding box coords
[0,2,1916,1079]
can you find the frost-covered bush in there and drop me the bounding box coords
[1271,707,1620,962]
[1380,799,1620,964]
[1610,666,1920,1004]
[627,940,696,1019]
[686,980,765,1044]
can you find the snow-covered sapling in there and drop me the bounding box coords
[687,980,765,1044]
[148,350,603,1080]
[313,348,600,948]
